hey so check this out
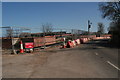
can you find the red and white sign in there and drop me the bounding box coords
[25,43,34,48]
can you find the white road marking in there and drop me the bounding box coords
[95,41,100,43]
[95,52,98,55]
[106,61,120,71]
[97,46,105,48]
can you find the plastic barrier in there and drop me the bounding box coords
[83,38,87,43]
[66,40,74,48]
[80,38,89,43]
[85,38,88,42]
[84,38,87,42]
[62,42,66,48]
[75,39,80,45]
[72,40,76,46]
[62,37,66,48]
[80,38,84,44]
[88,38,90,41]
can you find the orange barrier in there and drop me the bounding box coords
[62,42,66,48]
[77,39,81,44]
[72,40,76,47]
[80,38,89,43]
[88,38,90,41]
[84,38,88,42]
[80,38,84,44]
[66,40,74,48]
[61,37,66,48]
[92,36,111,40]
[75,39,80,45]
[66,39,81,48]
[83,38,87,43]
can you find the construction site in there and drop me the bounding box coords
[1,1,120,79]
[2,26,116,78]
[1,26,111,55]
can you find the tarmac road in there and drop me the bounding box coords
[2,39,119,78]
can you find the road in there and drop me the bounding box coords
[2,39,119,78]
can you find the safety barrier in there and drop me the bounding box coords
[80,38,88,44]
[72,40,76,47]
[66,40,74,48]
[92,36,111,40]
[75,39,80,45]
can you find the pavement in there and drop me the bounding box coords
[2,39,119,78]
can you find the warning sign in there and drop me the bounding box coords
[25,43,34,48]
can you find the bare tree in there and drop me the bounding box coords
[108,22,115,33]
[6,28,13,38]
[97,22,105,34]
[42,23,53,33]
[99,2,120,23]
[99,2,120,46]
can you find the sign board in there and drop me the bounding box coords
[25,43,34,48]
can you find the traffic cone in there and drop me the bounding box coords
[20,40,24,53]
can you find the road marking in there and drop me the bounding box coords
[97,46,105,49]
[95,52,98,55]
[106,61,120,71]
[95,41,100,43]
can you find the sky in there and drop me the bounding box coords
[2,2,111,34]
